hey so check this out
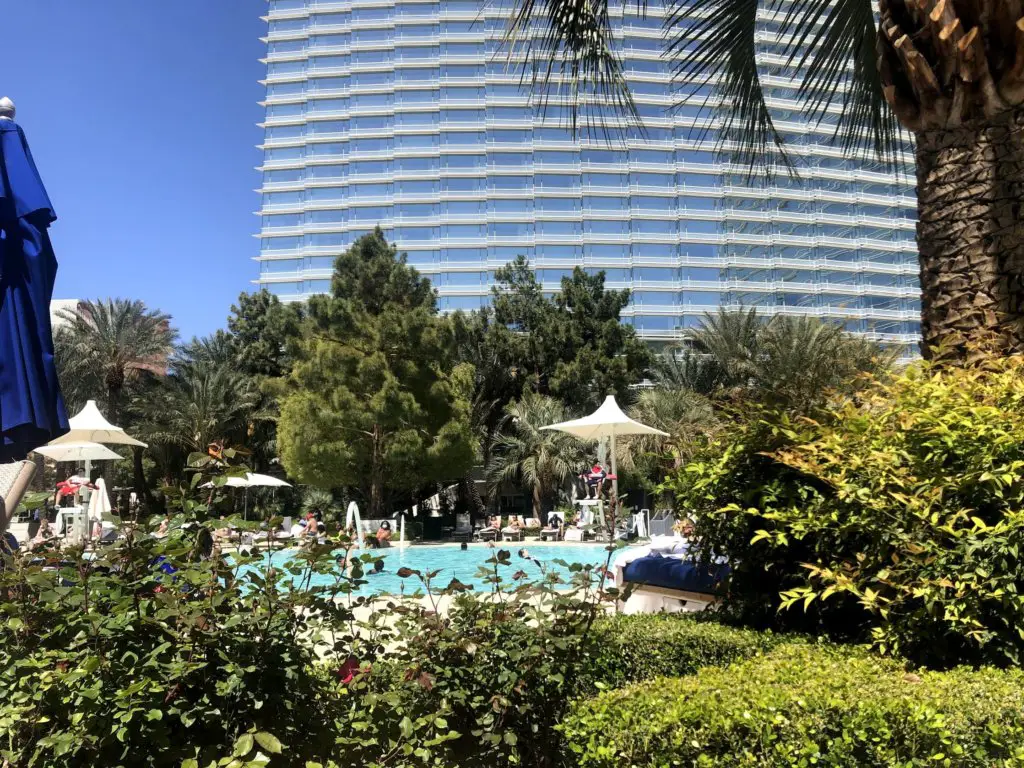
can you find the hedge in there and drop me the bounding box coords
[561,644,1024,767]
[577,612,781,694]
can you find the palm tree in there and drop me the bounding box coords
[54,299,176,511]
[687,309,894,408]
[507,0,1024,358]
[486,394,587,518]
[55,299,175,422]
[140,362,263,456]
[620,388,718,490]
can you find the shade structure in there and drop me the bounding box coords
[542,395,670,441]
[34,441,123,463]
[0,100,69,461]
[543,395,669,513]
[47,400,146,448]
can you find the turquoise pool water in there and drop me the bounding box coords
[238,543,610,596]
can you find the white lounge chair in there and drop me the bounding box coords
[502,515,526,541]
[540,511,564,541]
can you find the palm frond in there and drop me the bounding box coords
[666,0,791,172]
[781,0,906,165]
[502,0,642,139]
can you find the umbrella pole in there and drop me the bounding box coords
[610,430,617,535]
[84,457,93,541]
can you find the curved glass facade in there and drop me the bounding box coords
[256,0,920,355]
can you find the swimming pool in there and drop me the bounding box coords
[237,543,610,596]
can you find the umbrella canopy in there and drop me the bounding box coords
[0,98,69,461]
[48,400,146,448]
[34,441,123,463]
[542,395,669,511]
[244,473,291,488]
[204,473,292,489]
[542,395,669,440]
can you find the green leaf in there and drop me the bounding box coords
[233,733,254,757]
[253,732,282,755]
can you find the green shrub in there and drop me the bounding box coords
[666,350,1024,666]
[561,644,1024,767]
[577,613,781,693]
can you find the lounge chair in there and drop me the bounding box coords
[0,460,37,534]
[563,527,585,542]
[619,553,728,608]
[475,516,501,541]
[648,510,675,537]
[502,515,526,541]
[452,513,473,542]
[540,511,564,541]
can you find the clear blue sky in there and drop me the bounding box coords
[4,0,267,342]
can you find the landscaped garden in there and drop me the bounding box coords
[4,228,1024,766]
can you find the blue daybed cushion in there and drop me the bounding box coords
[622,553,730,595]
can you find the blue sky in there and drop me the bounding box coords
[4,0,267,342]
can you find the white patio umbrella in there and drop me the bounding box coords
[41,400,146,511]
[542,395,668,506]
[47,400,147,447]
[34,441,124,463]
[203,473,292,518]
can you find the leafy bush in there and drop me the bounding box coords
[577,613,781,693]
[374,550,611,768]
[0,529,348,767]
[666,351,1024,666]
[0,454,626,768]
[561,644,1024,767]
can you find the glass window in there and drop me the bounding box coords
[443,153,484,169]
[396,111,440,128]
[308,142,347,156]
[537,220,581,236]
[398,156,440,172]
[262,213,302,228]
[489,222,532,237]
[445,176,485,192]
[308,209,348,223]
[263,190,303,206]
[444,223,486,238]
[261,236,302,251]
[586,220,629,235]
[535,174,578,189]
[489,198,532,213]
[635,267,677,282]
[398,179,440,194]
[488,175,531,191]
[445,200,485,215]
[536,197,581,212]
[264,168,304,184]
[260,257,302,274]
[307,186,346,201]
[267,281,301,297]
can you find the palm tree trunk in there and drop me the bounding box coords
[917,109,1024,359]
[132,445,159,518]
[532,482,542,519]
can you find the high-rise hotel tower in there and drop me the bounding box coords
[256,0,920,356]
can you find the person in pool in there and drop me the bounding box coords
[368,559,385,576]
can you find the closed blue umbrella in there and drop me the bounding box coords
[0,98,68,460]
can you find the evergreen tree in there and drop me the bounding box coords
[277,229,476,518]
